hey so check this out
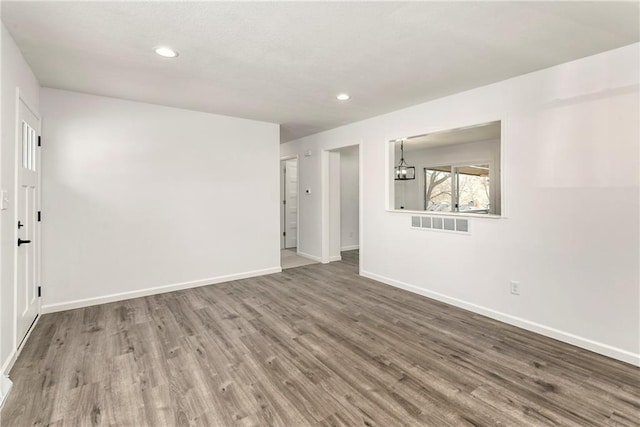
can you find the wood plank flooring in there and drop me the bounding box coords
[1,250,638,426]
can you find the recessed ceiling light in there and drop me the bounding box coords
[154,46,178,58]
[336,93,351,101]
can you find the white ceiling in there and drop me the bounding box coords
[2,2,638,143]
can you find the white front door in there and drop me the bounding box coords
[16,98,40,347]
[283,159,298,249]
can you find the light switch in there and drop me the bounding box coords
[1,190,8,210]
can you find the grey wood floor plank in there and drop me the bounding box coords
[1,250,638,426]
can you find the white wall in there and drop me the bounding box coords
[40,89,280,312]
[281,44,640,365]
[0,23,41,375]
[339,145,359,250]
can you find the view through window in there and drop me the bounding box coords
[392,121,501,215]
[425,164,491,213]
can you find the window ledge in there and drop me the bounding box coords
[386,209,504,219]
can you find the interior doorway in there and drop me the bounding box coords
[324,144,360,264]
[280,157,298,249]
[280,156,317,270]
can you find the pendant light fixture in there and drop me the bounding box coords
[394,139,415,180]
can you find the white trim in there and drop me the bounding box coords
[0,375,13,410]
[360,270,640,367]
[500,118,508,218]
[387,208,502,219]
[322,142,362,266]
[320,150,330,263]
[41,267,282,314]
[358,142,363,275]
[296,251,323,263]
[340,244,360,251]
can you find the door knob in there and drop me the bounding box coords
[17,238,31,246]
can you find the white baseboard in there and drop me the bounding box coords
[296,251,322,263]
[360,270,640,367]
[341,245,360,251]
[41,267,282,314]
[0,375,12,410]
[297,251,341,264]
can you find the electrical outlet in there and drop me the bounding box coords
[510,281,520,295]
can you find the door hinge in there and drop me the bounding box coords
[37,211,41,222]
[283,200,286,205]
[38,136,41,147]
[38,286,41,297]
[282,231,286,237]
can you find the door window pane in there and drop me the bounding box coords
[22,121,28,169]
[30,128,37,171]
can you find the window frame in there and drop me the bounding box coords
[421,160,500,216]
[423,159,495,215]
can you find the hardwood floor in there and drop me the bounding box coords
[1,250,638,426]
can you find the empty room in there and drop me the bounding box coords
[0,1,638,426]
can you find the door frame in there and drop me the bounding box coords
[320,142,362,270]
[13,88,41,352]
[280,155,299,251]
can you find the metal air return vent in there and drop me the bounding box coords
[411,216,469,234]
